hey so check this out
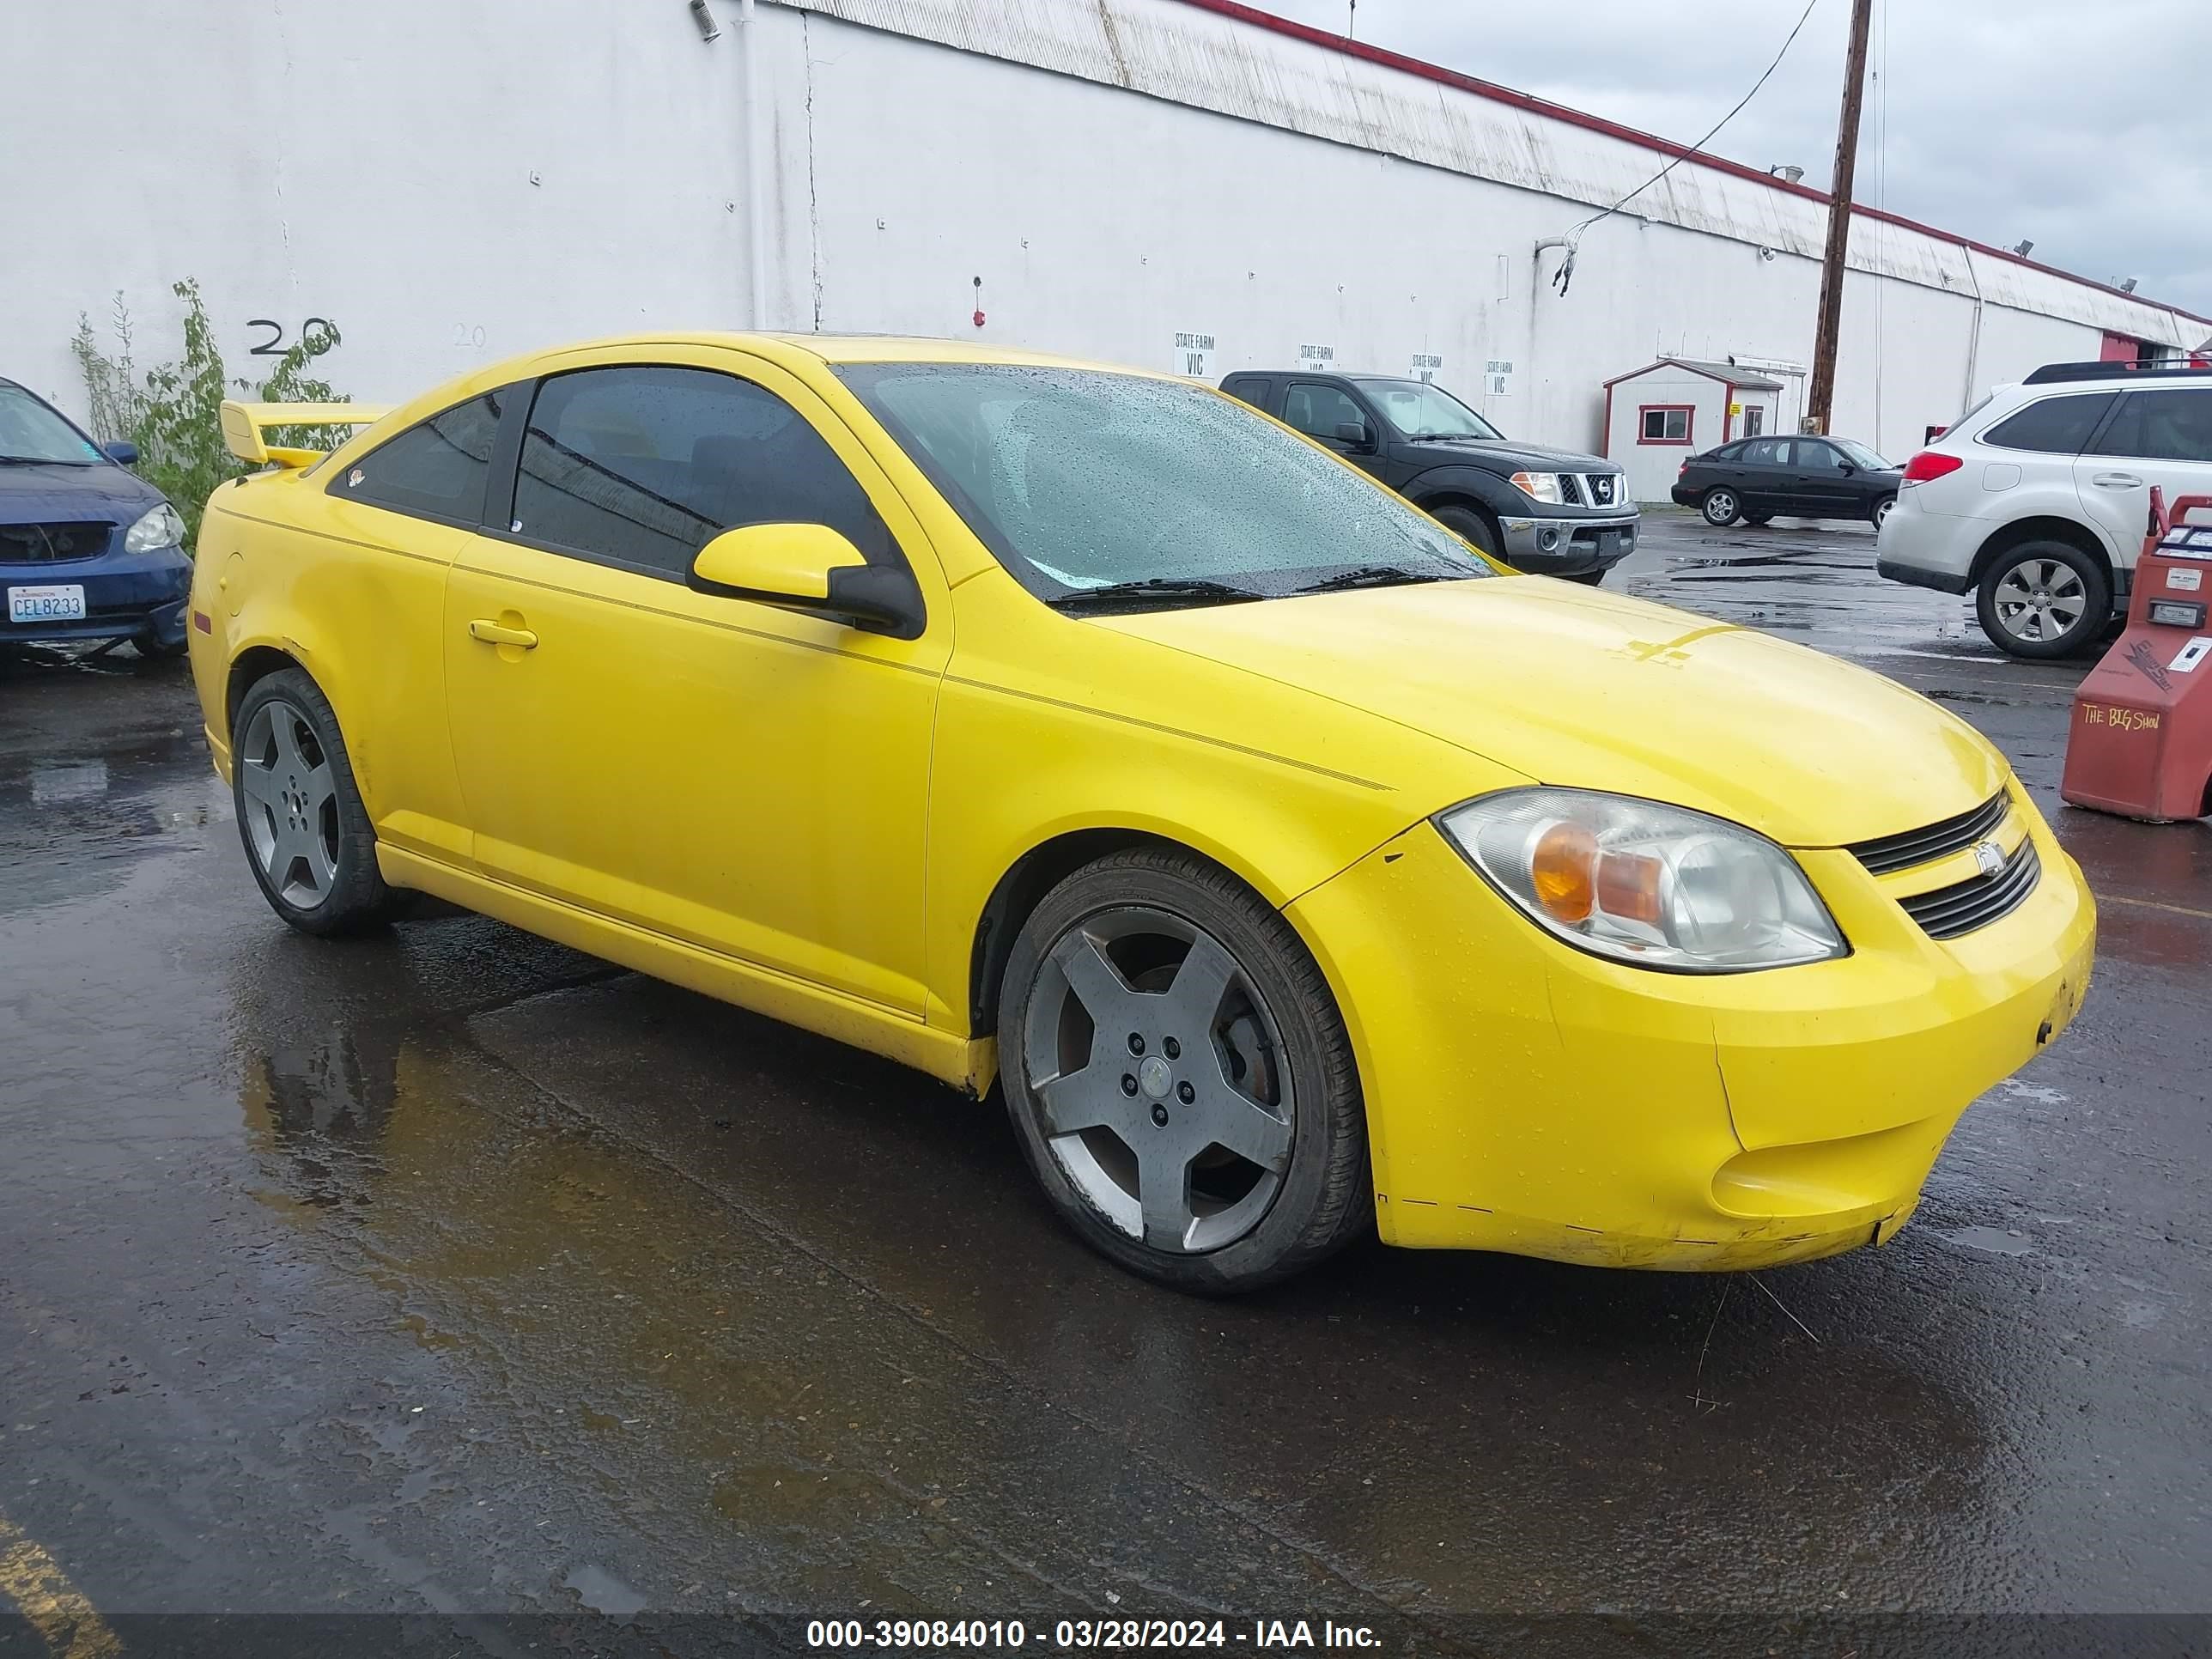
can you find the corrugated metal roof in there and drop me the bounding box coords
[1673,358,1784,390]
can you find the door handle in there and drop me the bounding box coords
[467,619,538,648]
[2092,472,2144,489]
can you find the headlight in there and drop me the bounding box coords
[1507,470,1565,505]
[1436,788,1847,973]
[124,503,186,554]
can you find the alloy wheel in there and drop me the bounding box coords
[1991,558,2087,644]
[237,698,341,908]
[1703,489,1738,525]
[1021,906,1294,1254]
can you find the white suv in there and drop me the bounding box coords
[1876,362,2212,658]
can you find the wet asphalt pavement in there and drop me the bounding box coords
[2,514,2208,1659]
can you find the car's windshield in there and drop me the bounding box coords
[1832,438,1891,470]
[0,384,104,465]
[1352,378,1503,441]
[837,364,1497,606]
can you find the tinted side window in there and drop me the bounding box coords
[1740,439,1785,465]
[510,366,894,578]
[1222,375,1272,411]
[1799,441,1844,470]
[2090,390,2212,463]
[1982,392,2115,454]
[1283,382,1367,441]
[337,389,505,522]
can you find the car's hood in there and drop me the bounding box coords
[1096,579,2005,847]
[0,461,162,524]
[1400,437,1612,473]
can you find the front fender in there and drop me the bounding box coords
[923,574,1527,1039]
[1400,465,1522,515]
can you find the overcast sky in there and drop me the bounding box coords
[1259,0,2212,324]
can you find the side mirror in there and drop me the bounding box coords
[1838,461,1856,475]
[102,441,140,466]
[1333,420,1375,451]
[688,522,925,640]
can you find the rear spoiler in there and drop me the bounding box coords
[218,400,392,469]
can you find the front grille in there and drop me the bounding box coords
[1898,838,2042,940]
[1,521,112,563]
[1588,473,1619,507]
[1846,792,2010,875]
[1556,473,1584,507]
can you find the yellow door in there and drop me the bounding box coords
[441,349,951,1017]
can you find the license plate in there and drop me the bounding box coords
[1599,532,1621,556]
[8,584,87,623]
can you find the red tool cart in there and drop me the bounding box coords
[2061,489,2212,822]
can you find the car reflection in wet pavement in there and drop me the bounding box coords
[1,516,2207,1657]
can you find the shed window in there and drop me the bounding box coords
[1638,405,1693,445]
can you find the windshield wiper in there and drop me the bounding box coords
[1404,431,1489,443]
[1290,565,1440,595]
[1049,577,1265,612]
[0,454,72,465]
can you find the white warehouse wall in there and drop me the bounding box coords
[3,0,2203,468]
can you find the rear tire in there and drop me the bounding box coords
[1873,495,1897,530]
[1431,503,1504,562]
[998,847,1370,1294]
[1742,513,1772,528]
[1701,489,1741,526]
[1975,540,2110,659]
[231,668,399,936]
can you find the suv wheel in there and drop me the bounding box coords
[1976,541,2111,659]
[1700,489,1740,526]
[1431,504,1503,562]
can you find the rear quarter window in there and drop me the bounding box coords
[333,389,507,523]
[1979,392,2116,455]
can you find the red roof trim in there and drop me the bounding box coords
[1169,0,2212,330]
[1602,359,1736,391]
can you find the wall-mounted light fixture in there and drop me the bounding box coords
[690,0,720,42]
[1757,246,1778,263]
[2120,277,2140,294]
[2011,239,2035,257]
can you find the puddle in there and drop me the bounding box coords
[1940,1225,2036,1257]
[564,1562,648,1620]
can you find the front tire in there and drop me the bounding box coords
[231,668,399,935]
[1700,489,1741,526]
[1976,541,2110,659]
[998,848,1370,1293]
[135,631,188,662]
[1431,503,1504,562]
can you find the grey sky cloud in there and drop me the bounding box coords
[1256,0,2212,322]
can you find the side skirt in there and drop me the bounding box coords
[378,846,990,1094]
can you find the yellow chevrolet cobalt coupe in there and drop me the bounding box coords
[189,335,2093,1292]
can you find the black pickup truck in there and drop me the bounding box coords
[1221,371,1638,582]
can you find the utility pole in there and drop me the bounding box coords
[1805,0,1874,434]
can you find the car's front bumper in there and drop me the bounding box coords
[1498,513,1638,575]
[1285,779,2095,1269]
[1,544,192,645]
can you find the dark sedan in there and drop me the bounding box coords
[2,378,191,659]
[1670,434,1901,529]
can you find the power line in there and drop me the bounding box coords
[1549,0,1826,294]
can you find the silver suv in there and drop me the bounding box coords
[1875,362,2212,658]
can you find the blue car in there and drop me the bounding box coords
[2,377,192,659]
